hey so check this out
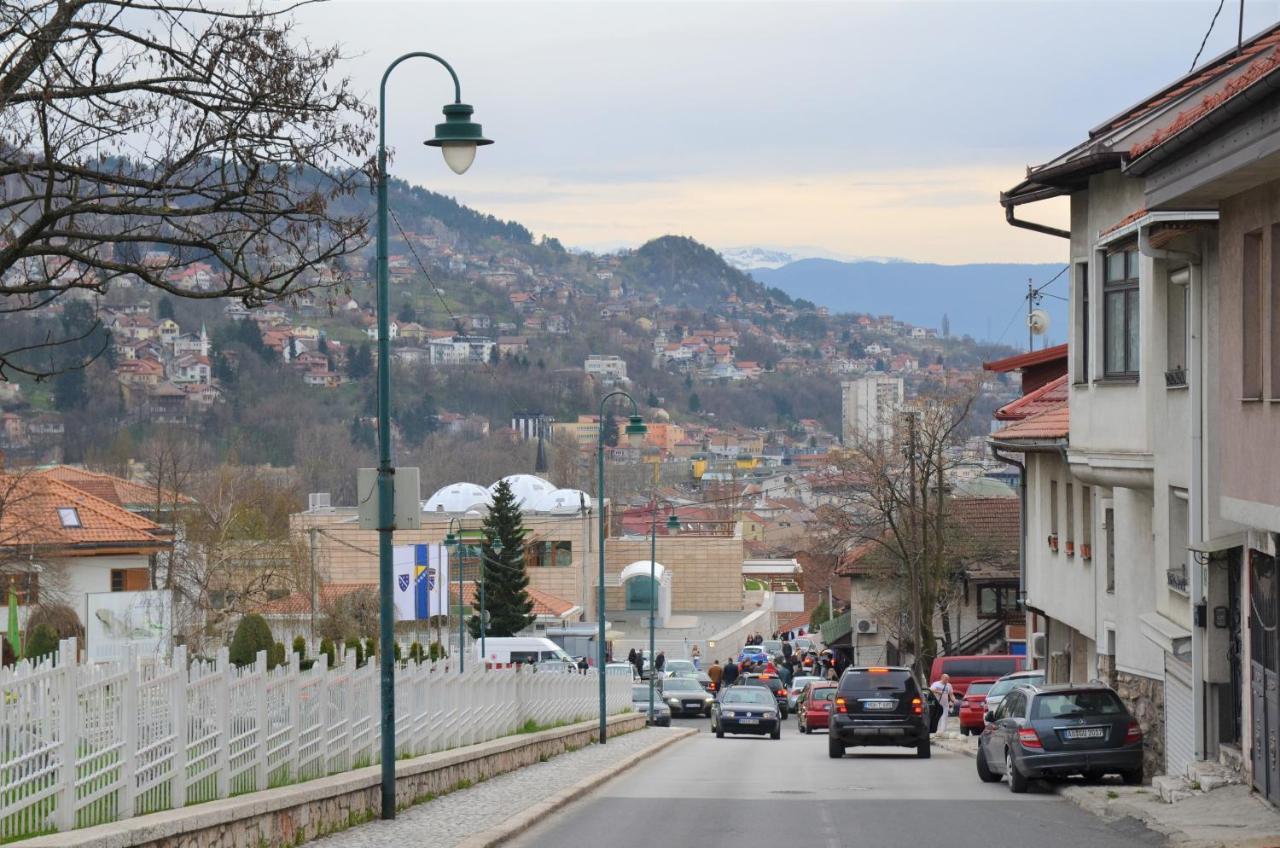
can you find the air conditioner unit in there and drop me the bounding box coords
[1029,632,1046,659]
[308,492,331,511]
[855,618,878,635]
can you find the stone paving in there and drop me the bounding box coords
[314,726,684,848]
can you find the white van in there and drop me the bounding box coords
[478,637,574,666]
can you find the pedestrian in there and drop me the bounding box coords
[632,649,643,679]
[782,641,793,662]
[691,644,701,668]
[778,662,792,687]
[627,648,637,667]
[930,673,956,736]
[655,650,666,674]
[577,656,589,674]
[707,659,723,691]
[723,659,739,688]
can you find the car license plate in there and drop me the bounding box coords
[738,718,759,725]
[865,700,896,711]
[1063,727,1106,740]
[683,701,701,709]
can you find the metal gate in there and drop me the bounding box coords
[1249,549,1280,805]
[1165,655,1194,777]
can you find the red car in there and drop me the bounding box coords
[796,681,838,733]
[958,678,998,736]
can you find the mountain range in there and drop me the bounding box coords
[750,258,1067,344]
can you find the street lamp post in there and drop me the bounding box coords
[374,51,491,821]
[596,391,646,743]
[444,518,464,672]
[647,503,680,725]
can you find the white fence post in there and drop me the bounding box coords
[214,648,231,798]
[53,640,78,831]
[286,649,300,783]
[171,646,188,809]
[119,647,139,819]
[254,650,269,791]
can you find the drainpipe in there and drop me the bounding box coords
[991,444,1027,656]
[1005,204,1071,240]
[1139,224,1205,763]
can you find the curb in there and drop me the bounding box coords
[455,727,697,848]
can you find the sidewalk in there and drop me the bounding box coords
[933,734,1280,847]
[314,725,694,848]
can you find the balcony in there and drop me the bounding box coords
[1167,564,1190,596]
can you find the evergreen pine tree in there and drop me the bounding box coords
[468,479,535,638]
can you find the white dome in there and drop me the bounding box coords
[423,482,492,513]
[490,474,555,510]
[542,488,590,514]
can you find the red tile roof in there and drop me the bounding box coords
[983,344,1068,374]
[0,473,168,550]
[995,374,1068,421]
[38,465,192,509]
[992,402,1069,442]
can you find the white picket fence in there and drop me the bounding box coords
[0,639,630,842]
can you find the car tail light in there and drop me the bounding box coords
[778,688,787,697]
[1017,728,1043,749]
[835,696,848,714]
[1125,722,1143,745]
[911,697,922,715]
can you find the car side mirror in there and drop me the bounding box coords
[984,711,996,724]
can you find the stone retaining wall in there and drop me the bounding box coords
[23,714,645,848]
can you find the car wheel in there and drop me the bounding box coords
[916,738,931,759]
[1006,751,1029,794]
[704,707,712,718]
[715,720,725,739]
[975,745,1000,783]
[960,726,969,737]
[771,725,781,740]
[1122,766,1144,786]
[780,707,788,720]
[828,736,845,759]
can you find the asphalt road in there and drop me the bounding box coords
[508,715,1166,848]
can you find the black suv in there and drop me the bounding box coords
[828,667,930,759]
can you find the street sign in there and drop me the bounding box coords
[356,466,422,530]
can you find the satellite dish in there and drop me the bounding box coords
[1028,309,1051,335]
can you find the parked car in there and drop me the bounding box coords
[669,668,716,693]
[788,675,824,710]
[792,637,814,652]
[976,683,1143,792]
[478,636,576,666]
[658,676,714,717]
[828,666,930,759]
[761,639,783,657]
[664,658,697,676]
[711,685,781,740]
[929,654,1028,701]
[958,678,998,735]
[796,681,838,733]
[632,684,671,727]
[738,645,768,665]
[736,673,789,718]
[985,670,1046,713]
[606,662,639,680]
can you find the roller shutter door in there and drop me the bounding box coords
[1165,654,1194,777]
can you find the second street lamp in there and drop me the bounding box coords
[444,518,464,672]
[596,390,646,744]
[647,504,680,725]
[373,50,490,821]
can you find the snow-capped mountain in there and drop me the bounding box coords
[719,246,797,271]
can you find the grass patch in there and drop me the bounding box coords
[1106,790,1119,800]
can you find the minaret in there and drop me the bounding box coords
[199,323,209,356]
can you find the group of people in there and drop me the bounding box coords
[702,639,842,692]
[626,647,664,678]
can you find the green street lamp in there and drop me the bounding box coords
[373,51,491,821]
[596,391,646,743]
[647,505,680,725]
[481,538,502,663]
[444,519,464,672]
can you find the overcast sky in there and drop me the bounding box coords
[295,0,1280,263]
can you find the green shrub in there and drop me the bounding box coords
[26,623,59,661]
[393,642,402,662]
[292,635,307,659]
[409,641,424,663]
[229,614,274,667]
[428,640,444,661]
[344,638,364,667]
[364,637,376,662]
[269,641,286,670]
[318,638,336,670]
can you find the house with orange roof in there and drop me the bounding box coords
[0,472,171,639]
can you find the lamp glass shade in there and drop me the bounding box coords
[443,532,457,546]
[491,538,503,554]
[666,514,681,533]
[625,415,647,447]
[441,142,477,175]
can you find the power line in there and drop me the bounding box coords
[1190,0,1227,72]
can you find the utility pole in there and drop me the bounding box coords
[309,527,318,641]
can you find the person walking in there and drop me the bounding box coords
[632,649,644,680]
[722,658,739,688]
[930,673,956,736]
[577,655,589,674]
[655,650,666,675]
[707,658,723,691]
[691,644,702,668]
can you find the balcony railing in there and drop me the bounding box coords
[1167,565,1190,595]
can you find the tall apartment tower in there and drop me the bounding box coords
[841,376,905,445]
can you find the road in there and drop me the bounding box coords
[508,716,1166,848]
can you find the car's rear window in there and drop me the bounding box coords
[722,688,774,705]
[966,682,995,697]
[940,657,1019,678]
[743,676,783,692]
[1031,690,1126,720]
[809,688,836,702]
[988,674,1044,698]
[839,669,918,697]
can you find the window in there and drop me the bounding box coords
[1167,267,1189,382]
[1105,507,1116,593]
[1049,480,1059,538]
[1271,226,1280,398]
[1076,261,1090,381]
[526,540,572,568]
[57,507,81,528]
[1065,483,1075,546]
[1104,247,1140,377]
[978,586,1019,619]
[1082,486,1093,550]
[1243,231,1263,398]
[110,568,150,592]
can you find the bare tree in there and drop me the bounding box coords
[0,0,374,378]
[813,387,975,678]
[142,424,208,589]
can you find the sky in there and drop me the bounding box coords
[295,0,1280,264]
